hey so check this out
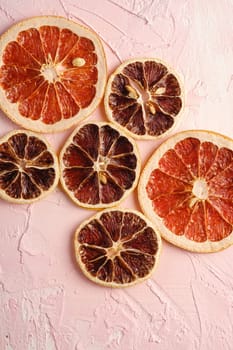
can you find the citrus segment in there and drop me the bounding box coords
[0,66,40,89]
[105,58,183,140]
[199,142,218,177]
[39,26,60,61]
[158,149,193,183]
[144,61,168,89]
[205,201,232,241]
[205,147,233,181]
[0,16,106,132]
[184,201,206,242]
[99,125,119,157]
[74,208,162,287]
[3,41,40,69]
[150,73,181,96]
[63,168,93,191]
[163,204,192,236]
[99,176,123,204]
[54,81,79,120]
[0,130,59,203]
[73,123,99,160]
[174,137,200,177]
[146,111,173,137]
[139,130,233,252]
[41,84,62,124]
[63,144,93,167]
[55,28,78,63]
[74,172,100,205]
[208,197,233,225]
[60,122,140,209]
[146,169,191,199]
[18,81,48,120]
[152,192,191,218]
[120,212,146,240]
[123,61,146,88]
[6,76,45,104]
[17,28,46,64]
[99,210,122,241]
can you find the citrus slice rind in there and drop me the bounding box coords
[74,208,162,287]
[59,121,141,209]
[104,57,184,140]
[0,16,107,133]
[138,130,233,253]
[0,129,59,203]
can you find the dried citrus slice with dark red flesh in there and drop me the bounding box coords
[0,16,106,133]
[60,122,141,209]
[0,130,59,203]
[104,58,183,140]
[138,130,233,252]
[74,208,162,287]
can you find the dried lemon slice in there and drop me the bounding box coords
[74,208,162,287]
[60,122,141,209]
[105,58,184,140]
[0,130,59,203]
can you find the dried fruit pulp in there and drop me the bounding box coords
[0,130,59,203]
[138,130,233,253]
[0,16,106,132]
[60,122,141,209]
[105,58,183,140]
[74,208,162,287]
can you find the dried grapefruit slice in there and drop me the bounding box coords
[0,130,59,203]
[104,58,183,140]
[60,122,140,209]
[138,130,233,252]
[0,16,106,133]
[74,208,162,287]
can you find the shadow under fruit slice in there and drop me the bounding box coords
[60,122,141,209]
[0,16,106,133]
[0,130,59,203]
[104,58,184,140]
[138,130,233,253]
[74,208,162,287]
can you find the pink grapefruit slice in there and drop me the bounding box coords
[138,130,233,252]
[0,16,107,132]
[0,129,59,203]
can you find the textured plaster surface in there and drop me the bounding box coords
[0,1,233,349]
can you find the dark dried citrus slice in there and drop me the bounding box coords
[0,130,59,203]
[104,58,183,140]
[0,16,106,132]
[74,208,162,287]
[60,122,140,209]
[138,130,233,252]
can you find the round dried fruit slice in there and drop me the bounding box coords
[0,16,106,133]
[74,208,162,287]
[138,130,233,252]
[60,122,141,209]
[104,58,184,140]
[0,130,59,203]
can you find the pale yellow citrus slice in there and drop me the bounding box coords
[104,58,184,140]
[0,129,59,203]
[0,16,107,133]
[138,130,233,252]
[59,122,141,209]
[74,208,162,287]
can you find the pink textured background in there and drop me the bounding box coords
[1,1,233,349]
